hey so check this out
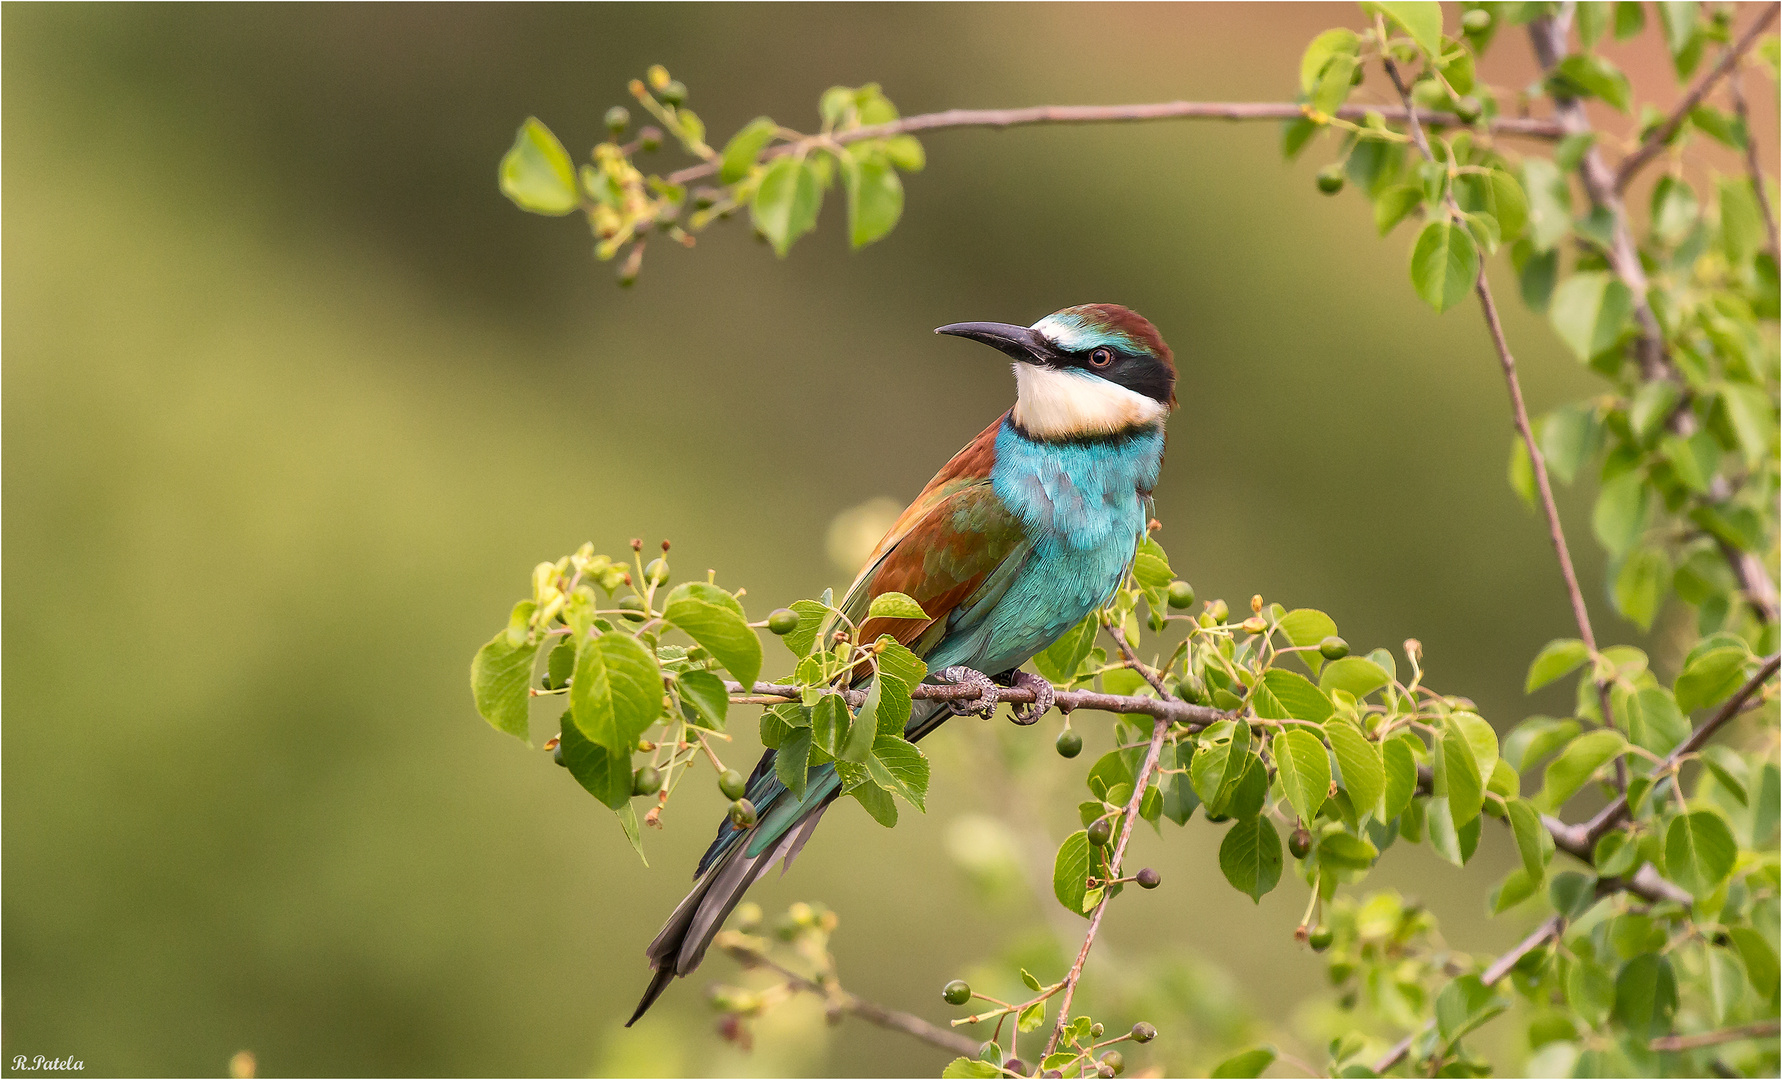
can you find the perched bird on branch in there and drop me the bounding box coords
[629,303,1176,1023]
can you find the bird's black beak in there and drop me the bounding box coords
[934,322,1059,366]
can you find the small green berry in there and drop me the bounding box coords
[604,105,631,135]
[1289,826,1313,859]
[638,126,663,152]
[617,596,647,622]
[1309,925,1334,952]
[718,769,747,801]
[544,640,575,689]
[1319,635,1349,661]
[1206,599,1229,622]
[767,608,800,635]
[1453,95,1483,122]
[1089,1023,1104,1038]
[1130,1022,1157,1043]
[1177,674,1206,704]
[1462,7,1491,30]
[942,979,972,1006]
[729,797,757,828]
[1096,1066,1115,1080]
[1167,580,1196,609]
[1317,165,1346,194]
[632,765,663,796]
[645,558,670,586]
[1056,728,1084,759]
[1087,818,1113,847]
[1204,811,1232,823]
[1100,1051,1125,1076]
[660,80,688,106]
[1136,867,1161,889]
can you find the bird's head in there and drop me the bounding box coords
[936,303,1175,441]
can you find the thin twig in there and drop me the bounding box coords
[1371,915,1565,1073]
[1650,1019,1782,1052]
[723,678,1227,729]
[1729,74,1782,260]
[715,934,983,1057]
[1106,624,1172,698]
[1613,5,1780,191]
[1043,714,1172,1059]
[663,102,1563,186]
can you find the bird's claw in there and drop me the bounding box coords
[938,666,999,718]
[1002,670,1055,725]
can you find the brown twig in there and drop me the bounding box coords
[1613,5,1780,192]
[724,678,1227,729]
[663,102,1562,186]
[1042,713,1172,1059]
[714,934,982,1057]
[1372,915,1566,1073]
[1729,74,1782,260]
[1650,1019,1782,1053]
[1105,624,1172,698]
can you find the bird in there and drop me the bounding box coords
[628,303,1176,1024]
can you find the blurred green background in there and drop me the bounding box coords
[5,4,1652,1075]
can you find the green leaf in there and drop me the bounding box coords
[570,631,662,754]
[1311,52,1358,115]
[499,118,580,215]
[1728,927,1780,1000]
[1503,715,1579,771]
[866,735,929,810]
[1033,615,1097,684]
[781,598,830,658]
[1534,729,1626,812]
[1382,732,1420,821]
[1540,402,1602,485]
[1255,669,1334,724]
[1450,712,1499,783]
[1410,219,1481,313]
[1273,729,1332,824]
[1317,831,1378,871]
[1508,435,1536,508]
[1435,975,1508,1045]
[1279,608,1338,674]
[1614,0,1646,39]
[1624,686,1688,757]
[851,779,898,827]
[1300,28,1361,93]
[1425,795,1482,865]
[1567,955,1617,1027]
[843,154,903,249]
[1492,865,1540,912]
[615,802,647,866]
[558,708,635,810]
[811,691,848,757]
[720,117,778,184]
[1379,1,1445,55]
[867,591,929,621]
[1576,1,1611,46]
[1657,0,1702,77]
[1719,382,1776,468]
[1053,830,1093,918]
[1665,809,1737,898]
[1320,656,1391,699]
[1374,184,1425,236]
[941,1058,1001,1079]
[1551,53,1632,111]
[664,582,762,691]
[1720,175,1765,265]
[676,669,729,730]
[840,680,880,763]
[1591,470,1649,559]
[1613,953,1679,1038]
[1327,719,1385,821]
[1549,272,1634,361]
[1191,720,1252,813]
[1675,645,1750,712]
[1506,797,1552,883]
[471,631,537,740]
[884,135,925,171]
[1017,1001,1045,1033]
[1526,639,1589,692]
[1522,157,1574,252]
[777,726,812,797]
[1218,816,1283,902]
[751,155,822,257]
[1650,175,1700,247]
[1440,723,1485,828]
[1211,1047,1278,1079]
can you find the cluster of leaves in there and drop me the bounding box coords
[499,65,923,282]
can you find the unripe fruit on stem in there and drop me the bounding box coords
[1178,674,1206,704]
[1205,811,1232,823]
[1317,165,1346,194]
[1131,1022,1157,1043]
[1242,615,1268,634]
[638,126,663,152]
[1454,96,1483,122]
[1087,818,1113,846]
[1319,636,1349,660]
[645,558,670,586]
[718,769,747,800]
[1289,826,1313,859]
[1005,1058,1029,1077]
[604,106,631,134]
[1056,728,1083,759]
[767,608,800,635]
[1309,926,1334,952]
[1100,1051,1125,1075]
[1462,7,1491,29]
[632,765,663,796]
[618,596,647,621]
[1089,1023,1104,1038]
[1206,599,1229,622]
[1097,1067,1115,1080]
[661,80,688,106]
[1136,867,1161,889]
[729,798,757,828]
[942,979,972,1006]
[1167,580,1196,608]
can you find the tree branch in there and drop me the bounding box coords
[714,933,983,1057]
[1371,915,1566,1073]
[1613,6,1780,192]
[664,102,1563,186]
[726,678,1227,729]
[1042,713,1172,1059]
[1729,73,1782,261]
[1650,1019,1782,1053]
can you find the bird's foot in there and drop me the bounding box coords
[937,666,999,718]
[997,670,1055,725]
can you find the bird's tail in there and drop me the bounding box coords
[625,748,837,1026]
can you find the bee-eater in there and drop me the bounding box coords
[629,303,1175,1023]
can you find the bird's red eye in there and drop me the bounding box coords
[1089,348,1114,368]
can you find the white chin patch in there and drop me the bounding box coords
[1011,364,1168,439]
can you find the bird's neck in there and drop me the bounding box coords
[1009,364,1169,441]
[991,417,1166,548]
